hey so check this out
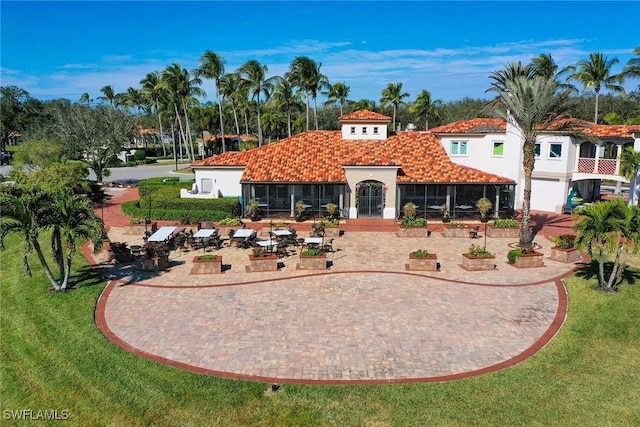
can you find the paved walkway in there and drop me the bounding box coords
[89,188,581,384]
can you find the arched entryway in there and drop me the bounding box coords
[357,180,385,217]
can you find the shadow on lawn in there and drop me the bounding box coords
[574,260,640,288]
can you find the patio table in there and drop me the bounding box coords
[272,229,292,236]
[232,229,255,239]
[193,229,217,238]
[147,226,177,242]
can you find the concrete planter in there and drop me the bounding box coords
[323,226,342,237]
[298,253,328,270]
[486,224,520,238]
[461,253,496,271]
[190,255,223,274]
[444,224,476,238]
[398,226,430,238]
[549,247,582,263]
[135,254,168,272]
[406,253,438,271]
[248,253,278,272]
[512,251,544,268]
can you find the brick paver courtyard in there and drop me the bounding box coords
[90,187,580,384]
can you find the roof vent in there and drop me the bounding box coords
[406,123,416,131]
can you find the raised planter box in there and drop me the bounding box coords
[406,253,438,271]
[549,247,582,263]
[398,227,430,238]
[443,224,477,238]
[486,224,520,238]
[323,226,342,237]
[298,253,328,270]
[513,251,544,268]
[190,255,223,274]
[247,253,278,272]
[461,253,496,271]
[135,254,168,272]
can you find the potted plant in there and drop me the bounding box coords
[440,204,451,223]
[549,234,582,263]
[407,249,439,271]
[507,247,544,268]
[318,216,342,237]
[247,200,260,221]
[191,254,223,274]
[398,202,429,237]
[486,218,520,238]
[325,202,340,220]
[298,247,327,270]
[476,197,492,223]
[295,200,307,222]
[461,244,496,271]
[248,246,278,272]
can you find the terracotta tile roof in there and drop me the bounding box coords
[429,118,506,134]
[193,130,514,185]
[339,110,392,122]
[585,124,640,139]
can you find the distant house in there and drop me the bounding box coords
[431,119,640,211]
[184,110,516,219]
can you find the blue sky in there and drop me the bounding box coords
[1,1,638,104]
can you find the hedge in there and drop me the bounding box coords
[121,200,238,222]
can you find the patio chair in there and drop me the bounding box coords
[275,243,289,258]
[322,238,334,252]
[469,226,480,239]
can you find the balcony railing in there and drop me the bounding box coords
[577,157,618,175]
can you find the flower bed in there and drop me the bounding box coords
[461,253,496,271]
[549,247,582,263]
[486,224,520,238]
[508,250,544,268]
[398,226,431,238]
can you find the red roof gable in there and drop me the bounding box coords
[429,118,506,134]
[339,110,392,122]
[194,130,514,185]
[585,124,640,139]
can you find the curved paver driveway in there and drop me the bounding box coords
[97,271,567,384]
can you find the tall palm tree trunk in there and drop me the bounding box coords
[313,96,319,130]
[32,239,61,291]
[519,140,536,248]
[230,100,240,136]
[181,100,196,161]
[216,90,226,152]
[173,104,188,161]
[256,95,263,146]
[157,111,167,157]
[594,89,600,123]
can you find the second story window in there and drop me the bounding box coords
[492,141,504,157]
[535,143,541,158]
[373,127,379,135]
[362,127,367,134]
[350,126,356,135]
[549,143,562,159]
[451,141,468,156]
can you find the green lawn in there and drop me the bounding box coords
[1,234,639,426]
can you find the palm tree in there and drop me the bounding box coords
[380,82,409,131]
[485,71,583,249]
[79,92,92,107]
[573,199,640,291]
[237,60,277,146]
[530,53,577,93]
[411,89,443,130]
[487,61,534,93]
[159,63,204,161]
[98,85,117,107]
[140,71,167,156]
[50,191,104,290]
[620,146,640,205]
[195,50,227,152]
[271,77,303,137]
[323,82,350,116]
[117,87,144,115]
[219,72,243,136]
[569,53,626,123]
[286,56,329,131]
[350,99,377,111]
[623,47,640,80]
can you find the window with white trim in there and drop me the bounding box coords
[350,126,356,135]
[535,143,541,158]
[451,141,468,156]
[373,127,379,135]
[362,127,367,135]
[549,143,562,159]
[492,141,504,157]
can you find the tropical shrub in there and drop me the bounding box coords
[493,218,520,228]
[319,217,339,227]
[507,248,523,264]
[447,221,468,228]
[301,248,324,256]
[467,244,494,258]
[251,247,267,258]
[218,217,243,226]
[554,234,576,249]
[411,249,432,258]
[401,216,428,227]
